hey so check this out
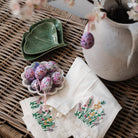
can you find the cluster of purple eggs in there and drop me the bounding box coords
[24,61,64,93]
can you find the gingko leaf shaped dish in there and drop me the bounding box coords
[24,22,59,54]
[21,33,66,61]
[29,18,64,44]
[21,18,67,60]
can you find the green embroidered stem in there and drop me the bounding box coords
[88,99,92,108]
[101,101,106,105]
[30,101,43,109]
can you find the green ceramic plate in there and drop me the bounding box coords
[24,18,67,55]
[21,32,67,61]
[29,18,64,44]
[24,22,59,54]
[21,18,67,60]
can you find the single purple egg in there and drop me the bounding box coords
[31,79,40,91]
[81,32,94,49]
[31,62,40,70]
[52,71,63,86]
[35,64,47,80]
[24,68,35,82]
[40,76,53,92]
[45,61,59,73]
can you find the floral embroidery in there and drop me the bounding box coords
[30,97,43,109]
[30,97,56,131]
[74,96,105,128]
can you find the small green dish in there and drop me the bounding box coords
[29,18,64,44]
[21,32,66,61]
[24,22,59,55]
[21,18,67,61]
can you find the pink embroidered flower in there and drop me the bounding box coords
[42,118,44,121]
[84,115,87,118]
[52,124,55,128]
[86,96,94,108]
[78,103,82,112]
[36,97,42,104]
[38,106,43,114]
[84,104,87,107]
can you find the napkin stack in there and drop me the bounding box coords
[20,57,122,138]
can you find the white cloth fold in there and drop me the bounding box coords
[46,57,98,115]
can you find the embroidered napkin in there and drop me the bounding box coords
[20,57,122,138]
[20,97,70,138]
[60,80,122,138]
[45,57,122,138]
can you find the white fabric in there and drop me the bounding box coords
[20,97,70,138]
[61,79,122,138]
[46,57,98,115]
[20,57,122,138]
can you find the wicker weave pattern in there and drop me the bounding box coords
[0,0,138,138]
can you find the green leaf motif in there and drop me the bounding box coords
[101,101,106,105]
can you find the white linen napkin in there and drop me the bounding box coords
[45,57,122,138]
[60,79,122,138]
[20,57,122,138]
[20,97,70,138]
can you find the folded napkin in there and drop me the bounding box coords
[20,57,122,138]
[46,57,122,138]
[20,97,71,138]
[46,57,98,115]
[60,79,122,138]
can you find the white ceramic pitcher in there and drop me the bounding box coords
[83,0,138,81]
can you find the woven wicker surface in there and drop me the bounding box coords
[0,0,138,138]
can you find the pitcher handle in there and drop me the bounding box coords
[127,23,138,68]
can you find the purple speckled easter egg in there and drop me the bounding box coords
[81,32,94,49]
[35,65,47,80]
[31,62,40,70]
[52,71,63,86]
[45,61,59,73]
[24,68,35,82]
[40,76,53,92]
[31,79,40,91]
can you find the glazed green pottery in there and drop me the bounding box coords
[21,18,67,60]
[24,22,59,54]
